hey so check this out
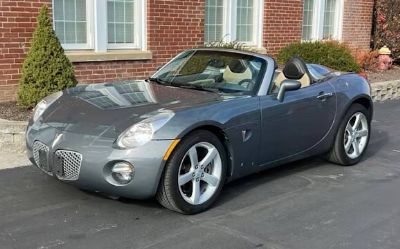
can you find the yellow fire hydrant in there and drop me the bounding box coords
[377,46,393,71]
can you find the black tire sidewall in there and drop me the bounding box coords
[335,104,371,165]
[164,130,227,214]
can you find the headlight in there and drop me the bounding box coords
[116,111,174,149]
[33,91,63,122]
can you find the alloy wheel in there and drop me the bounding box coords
[343,112,369,159]
[178,142,222,205]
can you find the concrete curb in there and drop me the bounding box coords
[0,118,28,153]
[0,80,398,153]
[0,152,30,170]
[371,80,400,102]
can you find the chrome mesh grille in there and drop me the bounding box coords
[54,150,82,181]
[32,141,50,172]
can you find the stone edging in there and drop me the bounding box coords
[0,80,398,152]
[0,119,28,153]
[371,80,400,102]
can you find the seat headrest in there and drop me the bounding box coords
[282,56,307,80]
[208,58,225,68]
[228,59,247,73]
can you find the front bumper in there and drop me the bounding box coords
[26,123,173,199]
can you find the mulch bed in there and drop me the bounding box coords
[367,65,400,83]
[0,101,32,122]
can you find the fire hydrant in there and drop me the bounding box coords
[377,46,393,71]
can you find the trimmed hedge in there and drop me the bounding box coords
[204,40,246,50]
[277,41,361,73]
[18,5,77,108]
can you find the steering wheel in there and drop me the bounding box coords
[238,79,255,90]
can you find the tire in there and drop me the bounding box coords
[156,130,227,214]
[326,103,371,166]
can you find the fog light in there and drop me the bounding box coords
[111,162,134,184]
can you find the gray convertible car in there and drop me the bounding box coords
[26,48,372,214]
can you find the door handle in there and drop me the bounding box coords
[316,92,334,100]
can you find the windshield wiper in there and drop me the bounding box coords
[147,77,170,85]
[171,83,221,93]
[148,78,221,93]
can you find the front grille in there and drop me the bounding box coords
[54,150,82,181]
[32,141,50,172]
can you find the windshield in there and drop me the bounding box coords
[150,50,266,94]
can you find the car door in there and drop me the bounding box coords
[258,79,337,165]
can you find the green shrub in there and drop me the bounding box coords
[204,40,246,50]
[277,41,361,73]
[18,5,77,108]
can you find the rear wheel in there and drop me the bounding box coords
[156,130,227,214]
[326,103,371,166]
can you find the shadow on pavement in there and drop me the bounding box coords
[362,126,389,160]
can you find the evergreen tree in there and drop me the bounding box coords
[18,5,77,108]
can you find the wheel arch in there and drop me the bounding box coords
[326,94,373,152]
[338,95,373,123]
[351,95,374,119]
[178,124,235,180]
[325,95,373,165]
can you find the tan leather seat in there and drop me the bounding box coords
[273,70,311,88]
[222,60,252,83]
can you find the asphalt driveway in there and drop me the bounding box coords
[0,100,399,249]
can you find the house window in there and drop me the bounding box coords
[323,0,337,38]
[53,0,147,51]
[107,0,135,48]
[302,0,314,40]
[301,0,343,41]
[204,0,263,47]
[205,0,224,43]
[53,0,90,49]
[236,0,254,42]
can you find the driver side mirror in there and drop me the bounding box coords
[277,80,301,102]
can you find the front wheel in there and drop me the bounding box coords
[156,130,227,214]
[326,103,371,166]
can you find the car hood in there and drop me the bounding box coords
[42,80,233,138]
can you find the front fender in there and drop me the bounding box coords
[153,96,260,140]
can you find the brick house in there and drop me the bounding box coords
[0,0,374,102]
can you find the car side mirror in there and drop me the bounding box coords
[277,80,301,102]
